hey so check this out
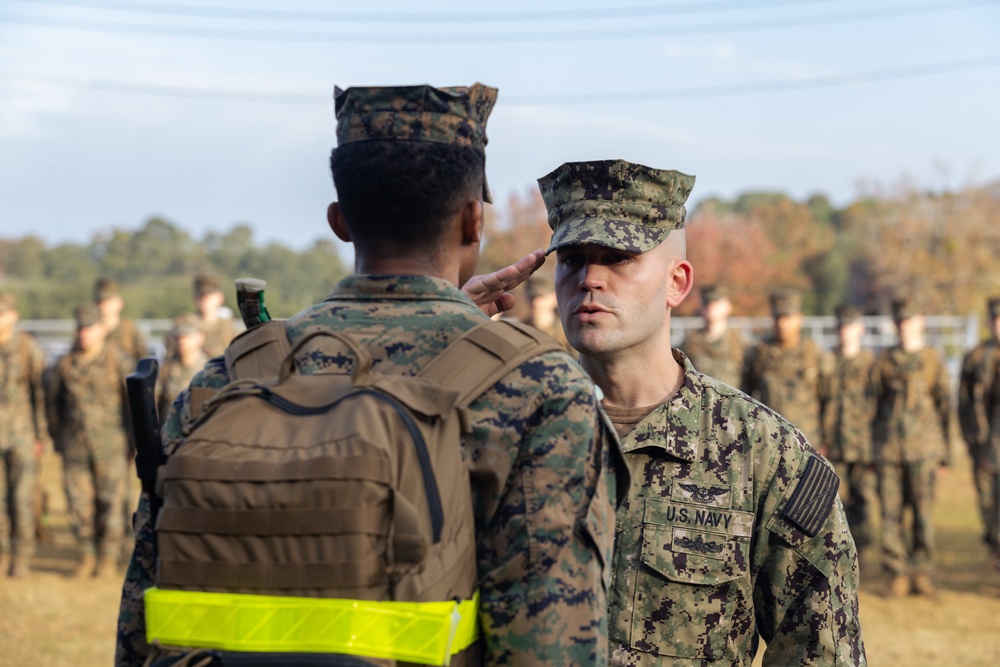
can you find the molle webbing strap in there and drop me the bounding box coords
[161,454,392,484]
[224,319,291,383]
[418,319,564,407]
[156,558,387,590]
[156,507,387,536]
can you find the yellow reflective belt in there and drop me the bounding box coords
[144,587,479,666]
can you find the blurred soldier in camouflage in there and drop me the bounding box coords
[192,274,238,358]
[116,83,622,667]
[46,305,131,578]
[872,297,951,597]
[94,277,146,552]
[680,284,745,387]
[155,314,207,419]
[0,292,49,578]
[959,296,1000,552]
[540,159,864,665]
[822,305,877,553]
[94,278,148,366]
[741,288,833,448]
[523,275,574,354]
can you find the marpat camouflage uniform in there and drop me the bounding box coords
[959,338,998,548]
[46,342,130,561]
[741,336,832,447]
[155,351,207,420]
[607,351,864,665]
[0,330,49,563]
[106,318,148,367]
[116,278,621,667]
[200,316,237,359]
[822,347,878,549]
[871,345,951,576]
[984,350,1000,556]
[680,328,745,388]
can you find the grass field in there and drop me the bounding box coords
[3,448,1000,666]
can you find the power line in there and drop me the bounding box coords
[16,0,840,24]
[2,0,997,43]
[2,54,998,106]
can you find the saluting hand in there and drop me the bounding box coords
[462,249,546,318]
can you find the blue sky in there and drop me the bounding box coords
[1,0,998,253]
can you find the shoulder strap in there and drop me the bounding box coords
[418,319,565,407]
[223,319,291,382]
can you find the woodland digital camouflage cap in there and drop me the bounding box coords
[835,304,862,326]
[891,296,921,320]
[94,277,122,301]
[334,83,498,202]
[700,285,728,304]
[539,159,695,254]
[74,304,101,328]
[770,288,802,317]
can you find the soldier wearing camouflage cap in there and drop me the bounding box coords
[0,292,50,577]
[540,158,864,664]
[872,296,952,596]
[740,288,834,449]
[959,296,1000,566]
[191,274,238,358]
[94,277,148,367]
[45,304,131,579]
[679,284,746,387]
[116,84,623,667]
[155,314,207,419]
[822,305,878,554]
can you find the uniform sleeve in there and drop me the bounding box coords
[753,426,866,665]
[932,351,953,466]
[43,361,64,451]
[27,338,51,447]
[469,353,616,666]
[740,345,759,398]
[115,357,230,667]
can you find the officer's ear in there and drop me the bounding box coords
[328,202,352,243]
[666,259,694,309]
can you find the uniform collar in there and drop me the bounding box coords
[327,274,480,309]
[616,349,701,462]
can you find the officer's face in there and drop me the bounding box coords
[554,241,678,361]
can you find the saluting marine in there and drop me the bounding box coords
[540,159,864,665]
[117,83,622,667]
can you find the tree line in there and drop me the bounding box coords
[3,179,999,323]
[479,179,1000,322]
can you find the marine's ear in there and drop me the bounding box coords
[328,202,352,243]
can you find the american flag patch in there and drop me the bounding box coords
[782,456,839,537]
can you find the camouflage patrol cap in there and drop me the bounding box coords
[835,304,862,326]
[987,297,1000,319]
[93,277,121,301]
[700,285,728,304]
[334,83,498,202]
[770,288,802,317]
[170,313,203,338]
[194,274,223,297]
[891,296,921,321]
[0,292,16,313]
[539,159,696,255]
[74,304,101,328]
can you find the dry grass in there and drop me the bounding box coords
[4,449,1000,666]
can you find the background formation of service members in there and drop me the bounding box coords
[3,272,1000,598]
[0,275,239,579]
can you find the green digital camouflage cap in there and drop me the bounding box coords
[770,288,802,317]
[700,285,728,304]
[93,277,122,301]
[835,304,862,326]
[334,83,498,202]
[538,159,695,255]
[74,304,101,328]
[891,296,921,321]
[194,274,223,297]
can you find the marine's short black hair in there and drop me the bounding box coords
[329,141,485,258]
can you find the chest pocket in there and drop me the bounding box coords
[629,495,753,661]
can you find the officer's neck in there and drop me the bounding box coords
[581,337,684,410]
